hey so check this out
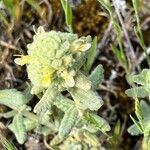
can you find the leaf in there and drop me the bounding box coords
[140,100,150,121]
[0,110,17,118]
[22,85,33,102]
[34,84,59,113]
[84,36,97,74]
[130,115,143,133]
[60,0,73,32]
[35,126,55,136]
[128,124,142,136]
[0,135,18,150]
[50,135,63,146]
[89,64,104,89]
[135,99,143,125]
[23,118,37,131]
[75,72,91,91]
[3,0,21,22]
[0,10,10,28]
[128,69,150,85]
[26,0,43,18]
[109,120,121,148]
[70,87,103,111]
[84,112,110,133]
[59,106,78,138]
[54,95,75,112]
[125,85,150,98]
[8,114,27,144]
[3,0,14,15]
[0,89,30,110]
[97,0,112,12]
[83,131,100,147]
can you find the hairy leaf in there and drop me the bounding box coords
[34,84,59,113]
[23,118,37,131]
[140,100,150,121]
[70,87,103,110]
[50,135,63,146]
[83,131,100,147]
[8,114,27,144]
[75,72,91,91]
[84,112,110,133]
[89,64,104,89]
[0,89,30,109]
[35,126,55,136]
[135,99,143,125]
[59,106,78,138]
[125,85,150,98]
[54,95,75,112]
[128,124,142,136]
[130,115,143,133]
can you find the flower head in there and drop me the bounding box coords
[15,26,91,94]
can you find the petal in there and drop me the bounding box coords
[14,55,30,66]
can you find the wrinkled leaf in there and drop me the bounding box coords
[84,112,110,133]
[140,100,150,121]
[83,131,100,147]
[54,95,75,112]
[128,124,142,136]
[59,106,78,138]
[125,85,150,98]
[70,87,103,111]
[8,114,27,144]
[75,72,91,91]
[89,64,104,89]
[34,84,59,113]
[0,89,30,109]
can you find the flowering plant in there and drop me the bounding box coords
[0,27,110,149]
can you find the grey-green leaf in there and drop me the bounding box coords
[34,84,59,113]
[70,87,103,110]
[54,95,75,112]
[125,85,150,98]
[89,64,104,89]
[84,112,110,133]
[59,106,78,138]
[140,100,150,121]
[0,89,30,109]
[128,124,142,136]
[8,114,27,144]
[75,72,91,91]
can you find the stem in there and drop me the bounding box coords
[113,0,139,72]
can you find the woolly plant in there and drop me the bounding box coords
[125,69,150,150]
[0,27,110,149]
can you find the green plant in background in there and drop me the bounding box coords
[60,0,73,33]
[97,0,129,73]
[0,0,43,28]
[0,26,110,149]
[125,70,150,150]
[0,134,18,150]
[132,0,150,67]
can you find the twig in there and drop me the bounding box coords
[0,40,19,50]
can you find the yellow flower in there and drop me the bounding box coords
[14,55,31,66]
[73,40,91,52]
[41,68,55,87]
